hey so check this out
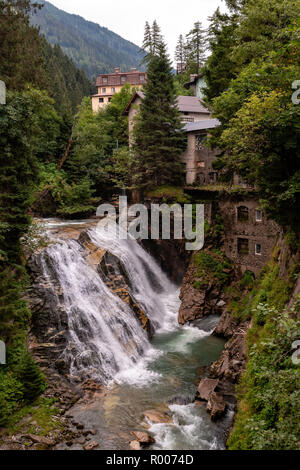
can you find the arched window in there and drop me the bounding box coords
[237,206,249,222]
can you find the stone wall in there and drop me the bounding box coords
[217,197,279,276]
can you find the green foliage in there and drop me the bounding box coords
[0,0,47,91]
[193,251,232,287]
[205,0,300,229]
[202,8,238,103]
[109,147,135,190]
[134,23,185,189]
[35,163,98,218]
[228,301,300,450]
[30,0,143,79]
[228,256,293,321]
[5,397,62,437]
[16,353,46,402]
[42,39,93,116]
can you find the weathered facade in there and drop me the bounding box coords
[181,119,220,185]
[218,197,279,276]
[92,67,147,112]
[124,93,219,184]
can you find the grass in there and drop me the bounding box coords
[144,185,191,203]
[2,396,63,438]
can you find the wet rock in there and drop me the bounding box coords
[197,378,219,401]
[84,441,99,451]
[130,431,155,445]
[143,410,173,424]
[26,434,56,447]
[130,440,141,450]
[206,392,226,421]
[98,251,154,338]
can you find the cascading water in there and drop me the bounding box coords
[39,221,179,383]
[40,219,227,450]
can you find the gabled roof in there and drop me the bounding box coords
[183,119,220,132]
[123,92,210,115]
[123,91,145,115]
[177,96,209,114]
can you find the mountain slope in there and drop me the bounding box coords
[30,1,143,79]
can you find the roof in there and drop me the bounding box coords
[123,91,145,114]
[183,119,220,132]
[184,74,204,89]
[123,92,210,115]
[176,96,209,114]
[96,71,147,87]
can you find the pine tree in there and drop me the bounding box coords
[175,35,186,72]
[133,22,185,190]
[17,352,46,402]
[185,21,207,74]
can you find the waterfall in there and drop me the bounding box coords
[39,222,179,383]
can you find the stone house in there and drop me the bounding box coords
[92,67,147,112]
[218,197,279,276]
[124,92,220,184]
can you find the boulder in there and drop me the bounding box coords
[197,378,219,401]
[26,434,56,447]
[143,410,173,424]
[84,440,99,451]
[130,431,155,445]
[130,440,141,450]
[206,392,226,421]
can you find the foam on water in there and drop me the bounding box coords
[149,404,224,450]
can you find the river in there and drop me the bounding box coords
[38,218,227,450]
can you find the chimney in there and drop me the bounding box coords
[131,68,137,72]
[115,67,120,73]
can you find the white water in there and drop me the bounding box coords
[40,220,227,450]
[40,222,180,383]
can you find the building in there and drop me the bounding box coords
[124,92,220,185]
[92,67,147,113]
[184,74,206,100]
[182,119,220,185]
[176,62,187,74]
[218,196,279,276]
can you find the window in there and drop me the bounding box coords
[237,206,249,222]
[102,88,106,93]
[255,243,262,255]
[108,97,112,102]
[140,75,145,82]
[111,87,115,93]
[121,76,126,83]
[255,210,263,222]
[103,77,108,84]
[209,172,216,183]
[195,133,206,150]
[99,98,104,103]
[182,117,194,122]
[238,238,249,255]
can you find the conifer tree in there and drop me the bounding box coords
[134,22,185,189]
[185,21,207,74]
[17,352,46,402]
[175,35,186,71]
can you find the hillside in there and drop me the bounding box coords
[30,1,144,79]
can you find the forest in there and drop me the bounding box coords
[0,0,299,451]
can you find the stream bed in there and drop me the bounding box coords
[39,219,228,450]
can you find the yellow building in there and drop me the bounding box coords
[92,67,147,112]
